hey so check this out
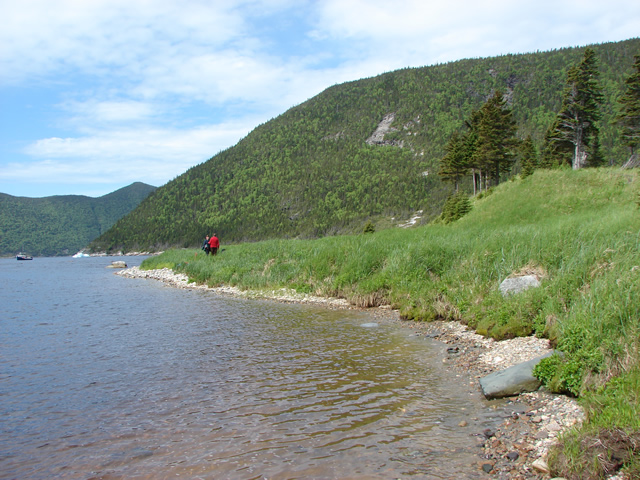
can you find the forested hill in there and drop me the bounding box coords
[0,182,156,257]
[90,38,640,253]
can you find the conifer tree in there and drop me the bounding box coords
[587,130,606,167]
[472,91,518,186]
[540,119,571,168]
[438,131,469,191]
[552,48,603,169]
[440,191,472,224]
[520,135,538,177]
[617,54,640,159]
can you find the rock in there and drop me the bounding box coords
[531,458,550,474]
[499,275,540,296]
[547,419,561,432]
[481,463,493,473]
[366,113,404,147]
[483,428,495,438]
[107,261,127,268]
[458,420,468,427]
[479,351,554,399]
[506,451,519,461]
[535,429,549,439]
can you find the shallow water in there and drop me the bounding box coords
[1,256,503,479]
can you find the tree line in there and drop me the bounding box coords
[438,49,640,198]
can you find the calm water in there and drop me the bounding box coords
[1,256,504,479]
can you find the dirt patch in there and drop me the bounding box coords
[552,429,640,480]
[510,262,547,280]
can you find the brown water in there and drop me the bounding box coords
[1,257,504,479]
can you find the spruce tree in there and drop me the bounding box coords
[438,131,469,191]
[540,118,571,168]
[440,191,472,224]
[587,129,606,167]
[617,54,640,159]
[472,91,518,186]
[553,48,603,169]
[520,135,538,177]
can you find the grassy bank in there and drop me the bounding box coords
[142,168,640,479]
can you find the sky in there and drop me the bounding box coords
[1,1,639,198]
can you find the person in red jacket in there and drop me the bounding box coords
[208,234,220,255]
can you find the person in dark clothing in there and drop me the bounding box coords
[202,235,211,255]
[208,234,220,255]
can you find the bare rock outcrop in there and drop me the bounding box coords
[366,113,403,147]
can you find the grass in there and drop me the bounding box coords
[142,168,640,479]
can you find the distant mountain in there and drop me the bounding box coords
[0,182,156,257]
[90,38,640,253]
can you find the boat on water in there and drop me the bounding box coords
[72,251,90,258]
[16,253,33,261]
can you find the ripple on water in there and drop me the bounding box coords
[0,257,504,479]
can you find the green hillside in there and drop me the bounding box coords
[90,38,640,253]
[0,182,156,257]
[142,168,640,478]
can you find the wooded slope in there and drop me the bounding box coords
[0,182,156,256]
[90,38,640,253]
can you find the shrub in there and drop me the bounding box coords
[440,191,472,223]
[363,221,375,234]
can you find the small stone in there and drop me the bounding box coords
[483,428,495,438]
[531,458,550,474]
[535,429,549,439]
[458,420,468,427]
[481,463,493,473]
[506,451,519,461]
[547,420,561,432]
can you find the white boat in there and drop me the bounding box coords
[72,252,90,258]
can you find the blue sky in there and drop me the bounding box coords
[1,0,639,198]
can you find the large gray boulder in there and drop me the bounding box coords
[479,351,555,399]
[499,275,540,296]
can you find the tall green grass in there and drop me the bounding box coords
[143,168,640,478]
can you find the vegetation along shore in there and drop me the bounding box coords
[126,168,639,479]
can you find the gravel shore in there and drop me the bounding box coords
[116,266,585,479]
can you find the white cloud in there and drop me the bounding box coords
[0,0,251,85]
[6,120,254,187]
[313,0,640,66]
[60,99,158,126]
[1,0,639,197]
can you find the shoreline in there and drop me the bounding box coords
[116,266,585,479]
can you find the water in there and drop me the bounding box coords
[1,257,504,479]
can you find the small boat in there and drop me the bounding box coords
[72,251,90,258]
[16,253,33,261]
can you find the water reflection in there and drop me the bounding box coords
[0,258,499,479]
